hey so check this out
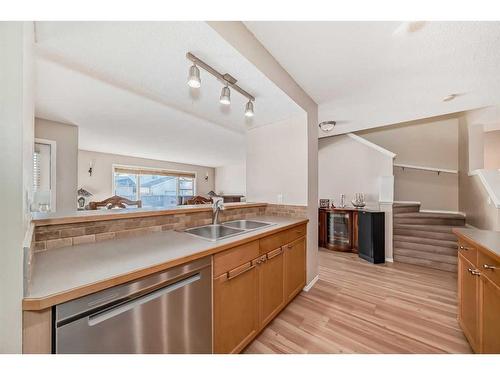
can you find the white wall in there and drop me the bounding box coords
[35,118,78,212]
[359,117,460,211]
[246,115,308,205]
[215,162,246,196]
[0,22,35,353]
[319,135,394,207]
[78,150,215,202]
[484,130,500,169]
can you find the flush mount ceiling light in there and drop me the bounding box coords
[319,120,336,132]
[187,63,201,88]
[186,52,256,117]
[442,94,457,102]
[220,85,231,105]
[245,100,255,117]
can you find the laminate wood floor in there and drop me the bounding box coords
[245,249,472,353]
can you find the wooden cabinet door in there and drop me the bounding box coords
[259,249,285,328]
[284,237,306,302]
[480,275,500,353]
[213,261,259,354]
[458,254,480,351]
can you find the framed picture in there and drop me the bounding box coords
[319,199,330,208]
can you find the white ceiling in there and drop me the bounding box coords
[35,21,302,167]
[244,21,500,137]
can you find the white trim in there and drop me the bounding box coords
[468,169,500,208]
[394,163,458,174]
[385,257,394,263]
[346,133,397,159]
[34,138,57,212]
[303,274,319,292]
[393,200,421,205]
[420,209,466,216]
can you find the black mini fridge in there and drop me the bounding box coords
[358,211,385,264]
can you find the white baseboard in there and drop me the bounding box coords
[303,275,319,292]
[420,209,466,216]
[385,257,394,263]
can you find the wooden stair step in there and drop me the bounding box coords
[393,203,421,214]
[393,254,457,273]
[393,235,458,249]
[394,217,465,226]
[393,212,466,220]
[393,223,458,234]
[393,241,457,257]
[393,228,457,241]
[393,246,458,265]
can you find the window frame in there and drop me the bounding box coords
[111,164,197,208]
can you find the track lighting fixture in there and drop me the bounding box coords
[186,52,256,118]
[220,85,231,105]
[187,63,201,88]
[245,100,254,117]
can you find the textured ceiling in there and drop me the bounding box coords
[244,21,500,136]
[35,21,302,166]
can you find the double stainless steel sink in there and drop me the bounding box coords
[184,220,274,241]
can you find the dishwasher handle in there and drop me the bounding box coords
[88,273,201,326]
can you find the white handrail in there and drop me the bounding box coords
[346,133,396,159]
[394,163,458,175]
[468,169,500,208]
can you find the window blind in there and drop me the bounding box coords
[33,152,41,191]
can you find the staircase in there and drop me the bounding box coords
[393,203,466,272]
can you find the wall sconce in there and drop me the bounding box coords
[88,160,95,176]
[204,172,209,181]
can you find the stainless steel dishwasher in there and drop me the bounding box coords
[54,256,212,354]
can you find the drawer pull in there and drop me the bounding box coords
[483,264,497,270]
[459,245,470,251]
[226,263,255,281]
[267,248,283,260]
[468,268,481,276]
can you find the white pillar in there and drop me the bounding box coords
[0,21,35,353]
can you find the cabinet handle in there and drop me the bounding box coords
[267,248,283,260]
[226,263,255,281]
[483,264,497,270]
[468,268,481,276]
[459,245,470,251]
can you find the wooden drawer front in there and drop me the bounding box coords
[259,224,307,254]
[458,239,478,266]
[478,250,500,286]
[285,224,307,244]
[213,240,259,278]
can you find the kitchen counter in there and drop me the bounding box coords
[32,202,266,226]
[453,227,500,260]
[23,216,308,310]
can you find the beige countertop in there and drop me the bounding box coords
[24,216,307,310]
[453,228,500,259]
[32,202,267,226]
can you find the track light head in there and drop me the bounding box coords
[245,100,254,117]
[187,64,201,88]
[220,85,231,105]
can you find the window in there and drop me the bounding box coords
[32,139,57,212]
[113,167,195,208]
